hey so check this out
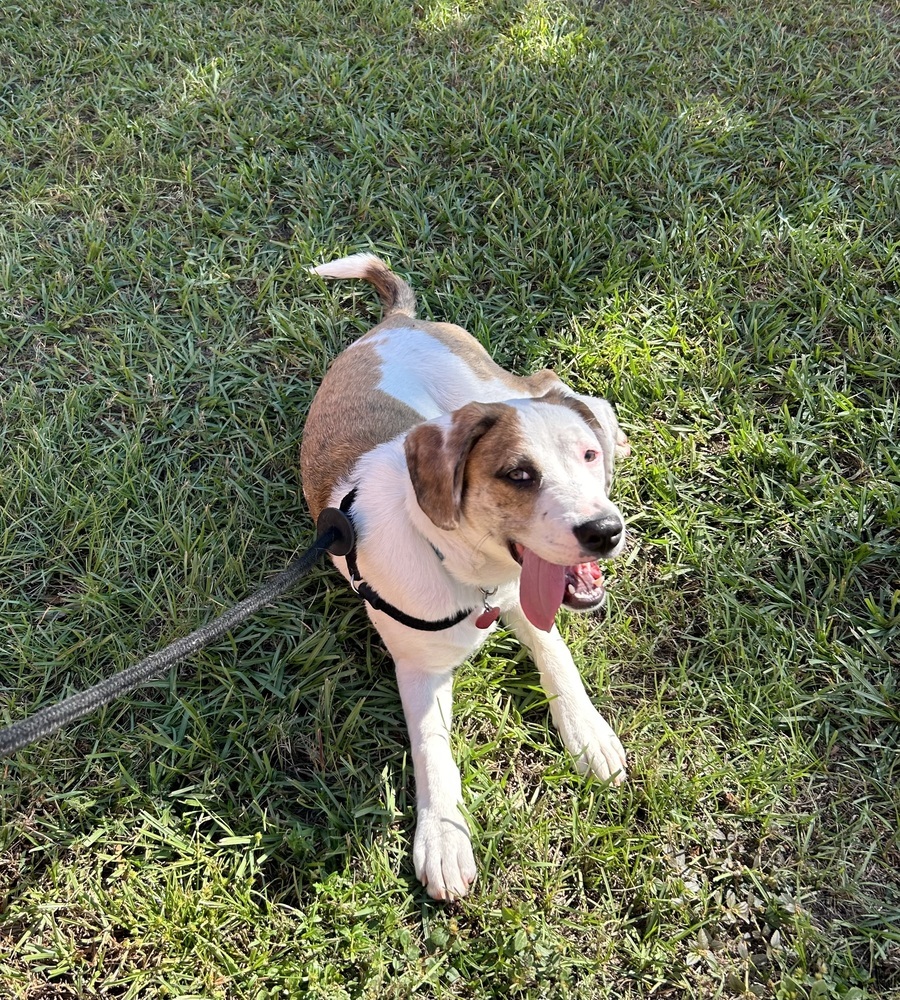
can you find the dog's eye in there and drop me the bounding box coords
[497,461,539,486]
[584,449,598,463]
[507,468,533,482]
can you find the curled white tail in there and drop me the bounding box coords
[309,252,382,280]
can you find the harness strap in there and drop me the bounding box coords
[339,489,475,632]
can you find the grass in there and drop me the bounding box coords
[1,0,898,996]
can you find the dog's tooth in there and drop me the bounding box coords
[567,584,576,595]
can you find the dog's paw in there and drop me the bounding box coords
[413,807,477,901]
[554,705,627,784]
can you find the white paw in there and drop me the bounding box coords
[413,807,477,901]
[553,704,627,783]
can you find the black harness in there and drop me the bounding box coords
[331,489,479,632]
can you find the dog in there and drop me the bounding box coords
[301,254,630,900]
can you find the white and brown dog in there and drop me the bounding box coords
[301,254,630,900]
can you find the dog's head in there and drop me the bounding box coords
[404,390,629,630]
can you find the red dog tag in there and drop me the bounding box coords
[475,606,500,629]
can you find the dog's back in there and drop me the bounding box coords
[301,255,566,519]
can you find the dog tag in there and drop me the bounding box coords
[475,606,500,629]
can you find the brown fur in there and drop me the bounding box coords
[300,341,422,520]
[359,259,418,318]
[404,402,510,530]
[460,408,541,534]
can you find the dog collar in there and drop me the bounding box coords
[334,489,498,632]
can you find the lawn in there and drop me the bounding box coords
[1,0,898,997]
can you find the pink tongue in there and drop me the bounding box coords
[519,548,567,632]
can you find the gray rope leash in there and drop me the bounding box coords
[1,511,354,758]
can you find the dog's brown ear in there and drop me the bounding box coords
[405,402,508,530]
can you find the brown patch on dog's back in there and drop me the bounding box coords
[301,341,422,519]
[521,368,566,396]
[411,319,512,385]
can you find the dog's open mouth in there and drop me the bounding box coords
[509,542,606,632]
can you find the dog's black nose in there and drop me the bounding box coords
[573,515,623,556]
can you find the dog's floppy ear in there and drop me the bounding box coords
[405,402,508,530]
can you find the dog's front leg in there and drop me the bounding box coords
[395,660,477,900]
[504,606,627,783]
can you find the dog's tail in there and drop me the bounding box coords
[309,253,417,319]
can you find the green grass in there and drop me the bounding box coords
[1,0,898,996]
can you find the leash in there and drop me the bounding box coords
[0,508,356,758]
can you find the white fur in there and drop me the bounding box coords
[311,259,628,901]
[308,252,383,279]
[351,326,521,417]
[330,434,626,899]
[505,402,626,563]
